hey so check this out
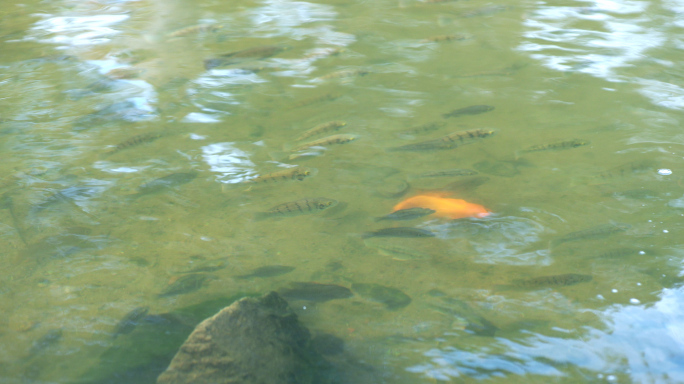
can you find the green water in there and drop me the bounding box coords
[2,0,684,382]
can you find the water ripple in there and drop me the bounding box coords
[519,0,684,109]
[30,15,129,46]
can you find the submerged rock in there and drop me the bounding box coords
[156,291,331,384]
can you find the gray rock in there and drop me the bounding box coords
[157,291,329,384]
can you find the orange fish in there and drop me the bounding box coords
[393,193,490,219]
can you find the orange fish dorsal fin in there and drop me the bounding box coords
[393,194,490,220]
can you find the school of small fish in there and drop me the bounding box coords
[4,3,658,351]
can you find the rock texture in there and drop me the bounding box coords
[157,291,329,384]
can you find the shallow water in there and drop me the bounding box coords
[1,0,684,382]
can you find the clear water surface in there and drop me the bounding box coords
[1,0,684,382]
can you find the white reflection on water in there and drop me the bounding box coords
[30,15,129,46]
[250,0,336,31]
[182,112,223,123]
[201,142,256,184]
[408,286,684,382]
[520,1,660,79]
[520,0,684,109]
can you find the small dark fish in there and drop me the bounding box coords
[259,197,338,218]
[412,169,478,179]
[296,121,347,141]
[236,265,296,279]
[158,274,211,298]
[291,93,340,109]
[133,171,198,197]
[439,176,490,193]
[205,45,287,69]
[317,69,370,80]
[375,207,435,221]
[518,139,589,154]
[427,289,446,297]
[28,329,63,357]
[1,192,28,245]
[398,121,446,137]
[552,223,630,247]
[352,283,412,310]
[443,105,494,118]
[106,132,163,155]
[596,160,655,181]
[279,282,353,302]
[362,227,435,238]
[388,139,453,152]
[388,129,495,152]
[112,306,150,338]
[220,45,287,59]
[421,34,468,43]
[245,166,317,184]
[511,273,593,289]
[597,247,643,259]
[290,134,359,153]
[612,189,658,200]
[175,259,228,274]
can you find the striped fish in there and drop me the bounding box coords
[105,132,163,155]
[296,121,347,141]
[290,134,359,153]
[258,197,338,219]
[245,166,317,184]
[389,128,495,152]
[518,139,589,154]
